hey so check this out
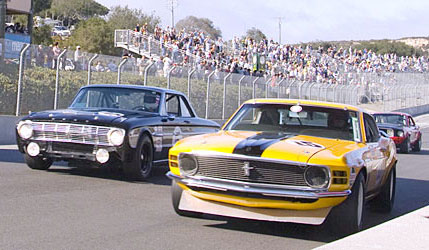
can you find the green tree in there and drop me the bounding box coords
[175,16,222,38]
[34,0,53,15]
[354,40,423,57]
[107,6,161,32]
[50,0,109,20]
[64,17,117,55]
[245,27,266,42]
[32,26,53,45]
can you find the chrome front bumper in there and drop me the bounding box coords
[167,172,351,200]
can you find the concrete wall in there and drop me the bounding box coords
[0,115,20,145]
[393,104,429,116]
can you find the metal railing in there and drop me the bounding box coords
[1,38,429,119]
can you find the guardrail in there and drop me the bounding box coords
[1,38,429,119]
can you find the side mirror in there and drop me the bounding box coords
[168,114,176,121]
[161,114,176,122]
[378,136,390,152]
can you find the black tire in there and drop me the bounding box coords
[370,165,396,213]
[326,172,365,235]
[412,136,422,152]
[171,180,202,218]
[24,154,53,170]
[123,135,153,180]
[399,137,411,153]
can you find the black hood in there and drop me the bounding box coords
[24,109,158,127]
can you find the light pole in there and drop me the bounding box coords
[277,17,283,44]
[166,0,178,28]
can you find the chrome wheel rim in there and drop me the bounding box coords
[357,181,364,227]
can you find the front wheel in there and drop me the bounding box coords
[370,165,396,212]
[24,154,53,170]
[172,180,202,218]
[399,137,411,153]
[326,172,365,235]
[123,135,153,180]
[412,136,422,152]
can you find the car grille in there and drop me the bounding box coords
[31,122,111,146]
[51,142,95,154]
[195,155,308,186]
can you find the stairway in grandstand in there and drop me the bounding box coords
[114,29,161,60]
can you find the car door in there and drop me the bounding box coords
[158,93,184,159]
[363,113,389,193]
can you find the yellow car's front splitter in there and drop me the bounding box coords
[179,189,331,225]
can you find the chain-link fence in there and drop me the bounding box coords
[1,38,429,118]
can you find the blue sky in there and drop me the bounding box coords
[96,0,429,43]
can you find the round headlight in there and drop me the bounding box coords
[386,129,394,137]
[18,121,33,139]
[108,128,125,146]
[397,130,404,137]
[304,166,329,188]
[179,154,198,176]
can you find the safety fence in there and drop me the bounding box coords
[1,38,429,119]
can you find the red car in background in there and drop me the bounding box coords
[373,112,422,153]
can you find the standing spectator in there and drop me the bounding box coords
[46,44,54,69]
[52,42,61,69]
[163,55,172,77]
[74,46,83,71]
[35,45,45,67]
[60,47,67,70]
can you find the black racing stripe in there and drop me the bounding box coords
[233,132,293,157]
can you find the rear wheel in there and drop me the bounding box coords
[399,137,411,153]
[412,136,422,152]
[24,154,53,170]
[124,135,153,180]
[370,165,396,212]
[326,173,365,235]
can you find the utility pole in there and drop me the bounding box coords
[0,0,6,65]
[166,0,178,28]
[277,17,283,44]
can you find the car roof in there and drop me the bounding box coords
[373,112,411,117]
[82,84,185,96]
[243,99,362,112]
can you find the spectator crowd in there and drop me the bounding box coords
[127,24,429,84]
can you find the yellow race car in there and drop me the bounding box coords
[167,99,397,234]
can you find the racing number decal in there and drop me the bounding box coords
[153,126,163,152]
[172,126,183,145]
[288,140,324,148]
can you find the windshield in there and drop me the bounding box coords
[225,104,361,142]
[374,114,406,126]
[70,87,161,113]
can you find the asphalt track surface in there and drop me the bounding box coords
[1,117,429,250]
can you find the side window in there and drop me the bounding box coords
[179,96,194,118]
[166,94,179,116]
[409,117,415,127]
[364,113,380,143]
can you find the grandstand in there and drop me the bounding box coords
[115,27,429,86]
